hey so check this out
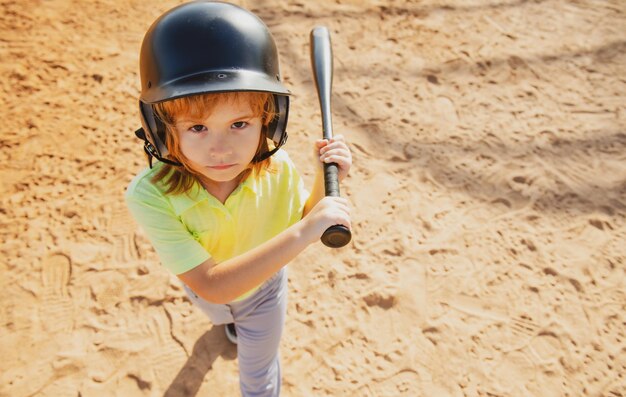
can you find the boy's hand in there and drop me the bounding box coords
[315,134,352,182]
[302,196,351,244]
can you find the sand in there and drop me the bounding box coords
[1,0,625,396]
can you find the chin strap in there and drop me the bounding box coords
[135,128,182,168]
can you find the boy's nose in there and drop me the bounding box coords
[207,133,233,156]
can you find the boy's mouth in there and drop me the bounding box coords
[208,164,236,170]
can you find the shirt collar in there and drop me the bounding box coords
[168,174,260,216]
[240,173,259,194]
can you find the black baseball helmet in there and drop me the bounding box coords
[135,1,291,166]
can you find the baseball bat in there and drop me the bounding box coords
[310,26,352,248]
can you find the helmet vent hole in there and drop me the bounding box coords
[217,73,227,79]
[147,81,152,88]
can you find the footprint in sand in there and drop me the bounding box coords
[40,252,74,332]
[445,294,542,345]
[108,205,139,264]
[526,331,563,368]
[509,314,542,340]
[368,369,422,396]
[88,346,128,383]
[2,356,56,397]
[91,271,128,310]
[91,306,186,387]
[145,308,187,388]
[491,350,538,394]
[489,190,532,212]
[444,294,509,323]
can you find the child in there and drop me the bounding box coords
[125,2,352,396]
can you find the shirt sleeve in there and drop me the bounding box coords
[125,176,210,275]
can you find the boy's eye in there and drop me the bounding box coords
[190,125,206,133]
[232,121,248,129]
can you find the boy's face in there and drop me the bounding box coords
[174,96,262,184]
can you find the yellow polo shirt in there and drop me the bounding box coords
[125,149,308,300]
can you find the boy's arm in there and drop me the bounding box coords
[178,196,350,304]
[180,138,352,304]
[303,168,325,217]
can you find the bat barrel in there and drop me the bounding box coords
[310,26,334,140]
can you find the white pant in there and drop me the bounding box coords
[183,268,288,397]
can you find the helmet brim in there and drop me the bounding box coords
[141,70,290,104]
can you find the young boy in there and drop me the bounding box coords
[126,2,352,396]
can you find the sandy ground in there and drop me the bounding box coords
[1,0,625,396]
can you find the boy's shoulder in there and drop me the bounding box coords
[259,149,298,181]
[271,148,295,169]
[125,162,168,200]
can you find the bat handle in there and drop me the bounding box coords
[321,162,352,248]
